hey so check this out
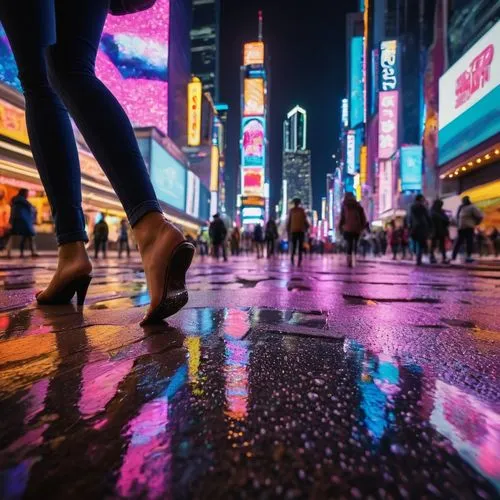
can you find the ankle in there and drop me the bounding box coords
[58,241,90,264]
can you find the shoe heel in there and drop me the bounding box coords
[75,275,92,306]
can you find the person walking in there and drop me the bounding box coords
[5,189,38,258]
[0,188,11,251]
[430,199,450,264]
[389,220,402,260]
[338,192,367,267]
[401,220,412,260]
[265,218,279,258]
[0,1,194,322]
[93,214,109,259]
[452,196,483,263]
[287,198,309,267]
[409,194,432,266]
[253,223,265,259]
[209,213,227,261]
[118,218,130,258]
[230,226,240,256]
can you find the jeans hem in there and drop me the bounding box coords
[57,230,89,246]
[128,200,162,227]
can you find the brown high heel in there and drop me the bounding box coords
[140,241,195,325]
[36,275,93,306]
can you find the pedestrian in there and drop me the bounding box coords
[490,228,499,258]
[401,220,412,260]
[253,223,265,259]
[0,188,11,251]
[430,199,450,264]
[287,198,309,267]
[93,213,109,259]
[5,188,38,258]
[452,196,483,263]
[409,194,432,266]
[389,220,402,260]
[209,213,227,261]
[0,1,195,322]
[265,218,279,257]
[230,226,240,256]
[118,218,130,258]
[339,192,367,267]
[378,229,388,256]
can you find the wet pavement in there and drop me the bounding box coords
[0,254,499,499]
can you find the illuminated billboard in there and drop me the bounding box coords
[400,145,423,191]
[346,130,356,175]
[96,0,170,135]
[379,40,398,91]
[0,25,21,92]
[210,145,219,192]
[242,167,264,196]
[378,91,399,159]
[341,98,349,128]
[242,117,265,167]
[0,99,29,145]
[243,42,265,66]
[350,36,364,128]
[186,170,200,218]
[378,159,393,214]
[187,78,202,146]
[244,78,265,116]
[438,21,500,165]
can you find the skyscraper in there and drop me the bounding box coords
[190,0,220,101]
[282,106,312,211]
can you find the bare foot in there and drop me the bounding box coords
[36,242,92,302]
[133,213,186,317]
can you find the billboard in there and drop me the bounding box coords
[150,140,186,211]
[244,78,265,116]
[96,0,170,135]
[438,21,500,165]
[378,159,393,213]
[187,78,202,146]
[341,98,349,128]
[378,90,399,159]
[242,167,264,196]
[346,130,356,175]
[400,145,423,191]
[350,36,364,128]
[186,170,200,218]
[0,25,21,92]
[210,145,219,192]
[0,99,28,145]
[379,40,398,91]
[243,42,265,66]
[241,117,265,167]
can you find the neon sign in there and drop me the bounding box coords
[379,40,398,91]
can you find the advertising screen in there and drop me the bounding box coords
[186,170,200,218]
[244,78,265,116]
[96,0,170,135]
[379,40,398,91]
[400,145,423,191]
[0,98,28,145]
[378,159,393,214]
[341,98,349,128]
[243,42,265,66]
[187,78,202,146]
[210,145,219,192]
[350,36,364,128]
[150,139,186,211]
[242,167,264,196]
[346,130,356,175]
[378,90,399,159]
[438,21,500,165]
[242,117,265,167]
[0,25,21,92]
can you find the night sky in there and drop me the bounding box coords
[219,0,358,215]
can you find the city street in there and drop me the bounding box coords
[0,255,499,498]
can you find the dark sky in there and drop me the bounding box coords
[219,0,358,215]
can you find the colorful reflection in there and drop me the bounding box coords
[224,340,249,421]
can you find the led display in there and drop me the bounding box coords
[243,42,264,66]
[350,36,364,128]
[244,78,265,116]
[400,145,423,192]
[0,24,21,92]
[242,167,264,196]
[241,117,265,167]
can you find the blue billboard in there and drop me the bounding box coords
[350,36,364,128]
[400,145,423,192]
[0,24,21,92]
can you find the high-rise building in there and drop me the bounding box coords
[282,151,313,211]
[283,106,307,152]
[190,0,220,101]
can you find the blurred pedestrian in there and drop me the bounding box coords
[287,198,309,267]
[5,188,38,258]
[378,229,388,256]
[401,220,412,260]
[230,226,241,256]
[389,220,402,260]
[452,196,483,263]
[0,188,11,251]
[253,223,265,259]
[209,213,227,261]
[430,199,450,264]
[490,228,499,258]
[118,218,130,258]
[93,213,109,259]
[409,194,432,266]
[339,192,367,267]
[265,218,279,257]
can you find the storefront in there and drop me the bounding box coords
[438,21,500,230]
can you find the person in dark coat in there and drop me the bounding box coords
[209,213,227,261]
[253,223,265,259]
[93,213,109,259]
[118,218,130,258]
[430,199,450,264]
[5,188,37,258]
[409,194,432,266]
[265,219,279,258]
[339,193,368,267]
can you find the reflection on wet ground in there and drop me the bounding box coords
[0,256,499,498]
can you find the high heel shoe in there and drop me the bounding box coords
[140,241,195,325]
[36,275,93,306]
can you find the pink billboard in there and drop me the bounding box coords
[242,117,265,167]
[378,90,399,159]
[96,0,170,135]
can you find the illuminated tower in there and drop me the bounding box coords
[239,11,268,226]
[283,105,307,152]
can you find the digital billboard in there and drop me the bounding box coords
[350,36,364,128]
[242,167,264,196]
[341,98,349,128]
[0,98,28,145]
[379,40,398,91]
[96,0,170,135]
[0,25,21,92]
[438,21,500,165]
[378,90,399,159]
[346,130,356,175]
[187,78,202,146]
[210,145,219,192]
[243,42,265,66]
[243,78,265,116]
[400,145,423,192]
[186,170,200,218]
[242,117,265,167]
[150,139,186,211]
[378,159,393,214]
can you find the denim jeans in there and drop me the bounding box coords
[0,0,162,245]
